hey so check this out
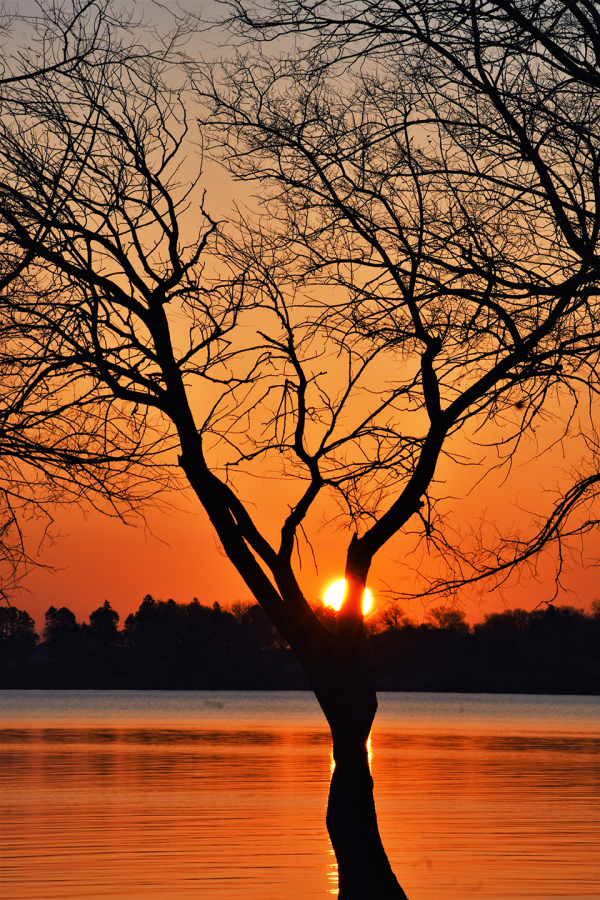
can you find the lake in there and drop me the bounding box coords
[0,690,598,899]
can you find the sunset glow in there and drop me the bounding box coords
[323,579,373,615]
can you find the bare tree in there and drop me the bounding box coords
[214,0,600,599]
[1,1,599,898]
[0,0,192,594]
[0,0,117,88]
[191,0,600,893]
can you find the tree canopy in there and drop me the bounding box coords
[198,0,600,598]
[0,0,190,595]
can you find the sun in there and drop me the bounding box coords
[323,579,373,615]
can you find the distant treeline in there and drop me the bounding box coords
[1,595,599,693]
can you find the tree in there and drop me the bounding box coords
[123,595,238,685]
[0,604,38,662]
[426,606,470,634]
[0,0,184,598]
[44,604,80,644]
[88,599,119,646]
[370,601,416,633]
[192,2,600,887]
[0,0,118,89]
[214,0,600,601]
[1,1,599,897]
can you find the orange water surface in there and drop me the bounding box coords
[0,691,598,899]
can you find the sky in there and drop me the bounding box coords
[13,441,600,632]
[6,0,600,632]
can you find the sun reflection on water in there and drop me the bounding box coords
[327,847,339,895]
[328,735,373,779]
[326,736,372,894]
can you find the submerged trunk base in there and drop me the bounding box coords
[327,748,409,900]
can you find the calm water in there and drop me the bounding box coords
[0,690,598,899]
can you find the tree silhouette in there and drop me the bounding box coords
[0,0,180,598]
[124,595,227,685]
[44,605,80,643]
[426,606,470,634]
[3,596,597,693]
[0,0,599,896]
[215,0,600,601]
[0,0,119,89]
[194,0,600,890]
[88,599,119,645]
[0,605,38,663]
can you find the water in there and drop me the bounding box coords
[1,690,598,899]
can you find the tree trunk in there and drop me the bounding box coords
[304,629,409,899]
[182,451,408,896]
[327,737,409,899]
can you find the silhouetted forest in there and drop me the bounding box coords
[1,596,599,693]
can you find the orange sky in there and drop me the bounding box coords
[6,4,600,633]
[13,449,600,633]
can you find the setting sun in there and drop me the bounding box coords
[323,579,373,615]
